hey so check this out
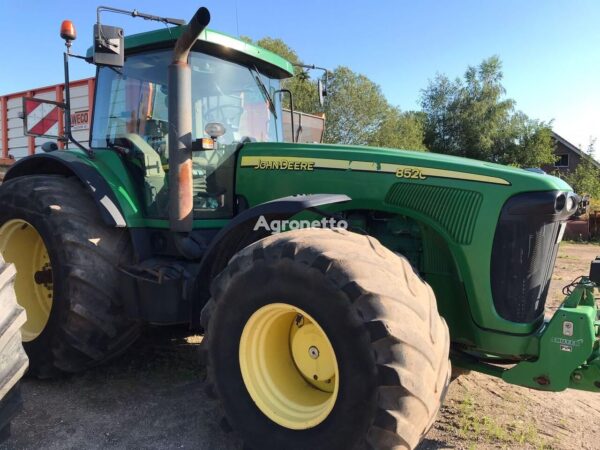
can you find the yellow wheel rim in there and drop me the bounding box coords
[239,303,339,430]
[0,219,53,342]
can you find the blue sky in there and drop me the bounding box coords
[1,0,598,149]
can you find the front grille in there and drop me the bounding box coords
[491,191,574,323]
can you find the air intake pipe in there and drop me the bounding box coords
[168,7,210,258]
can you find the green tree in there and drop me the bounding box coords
[500,113,554,167]
[368,108,428,151]
[563,140,600,197]
[253,37,321,114]
[322,66,389,145]
[563,156,600,197]
[420,56,555,167]
[249,37,428,149]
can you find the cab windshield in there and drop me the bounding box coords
[91,49,282,148]
[90,49,282,219]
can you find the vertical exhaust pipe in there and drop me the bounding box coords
[168,7,210,234]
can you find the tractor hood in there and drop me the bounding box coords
[238,141,572,194]
[236,141,575,340]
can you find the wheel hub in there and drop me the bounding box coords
[290,320,336,390]
[34,267,53,286]
[239,303,339,430]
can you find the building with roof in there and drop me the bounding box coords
[543,132,600,175]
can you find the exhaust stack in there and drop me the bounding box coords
[168,7,210,233]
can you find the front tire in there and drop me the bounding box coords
[0,175,140,377]
[202,228,450,450]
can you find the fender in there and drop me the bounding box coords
[3,153,126,227]
[192,193,351,327]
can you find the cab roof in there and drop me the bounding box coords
[87,26,295,79]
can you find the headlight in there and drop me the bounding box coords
[555,193,566,212]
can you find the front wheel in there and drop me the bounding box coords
[201,228,450,450]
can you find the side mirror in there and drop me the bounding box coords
[22,97,65,140]
[318,79,327,107]
[93,24,124,67]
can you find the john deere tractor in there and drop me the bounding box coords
[1,5,598,450]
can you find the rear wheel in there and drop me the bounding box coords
[202,228,450,450]
[0,175,140,377]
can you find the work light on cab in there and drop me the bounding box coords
[60,20,77,43]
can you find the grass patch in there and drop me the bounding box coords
[456,394,549,448]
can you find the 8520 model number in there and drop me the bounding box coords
[395,168,427,180]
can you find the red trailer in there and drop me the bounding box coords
[0,78,95,165]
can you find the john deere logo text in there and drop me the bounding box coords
[253,159,315,171]
[550,337,584,347]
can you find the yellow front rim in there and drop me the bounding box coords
[0,219,53,342]
[239,303,339,430]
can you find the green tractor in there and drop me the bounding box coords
[1,5,598,449]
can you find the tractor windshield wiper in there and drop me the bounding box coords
[250,66,277,119]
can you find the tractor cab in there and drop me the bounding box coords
[86,21,293,220]
[90,45,284,219]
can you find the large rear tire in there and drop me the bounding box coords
[201,228,450,450]
[0,175,140,377]
[0,256,29,442]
